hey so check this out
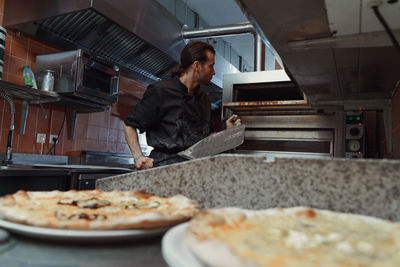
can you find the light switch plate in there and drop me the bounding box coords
[49,134,58,144]
[36,133,46,144]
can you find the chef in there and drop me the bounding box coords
[124,41,241,170]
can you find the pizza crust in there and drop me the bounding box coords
[185,231,258,267]
[185,207,400,267]
[185,208,259,267]
[0,190,200,230]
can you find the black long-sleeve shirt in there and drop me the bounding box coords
[124,76,212,154]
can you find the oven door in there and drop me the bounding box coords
[75,55,120,105]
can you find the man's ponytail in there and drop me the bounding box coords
[171,64,185,78]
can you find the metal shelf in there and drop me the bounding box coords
[0,80,59,104]
[0,80,109,139]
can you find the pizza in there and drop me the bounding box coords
[185,207,400,267]
[0,190,200,230]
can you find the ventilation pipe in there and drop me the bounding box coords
[182,22,263,71]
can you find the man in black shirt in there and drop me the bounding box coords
[124,41,240,170]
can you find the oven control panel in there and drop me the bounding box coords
[345,111,365,158]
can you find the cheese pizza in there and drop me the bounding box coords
[0,190,200,230]
[185,207,400,267]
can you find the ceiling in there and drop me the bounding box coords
[325,0,400,35]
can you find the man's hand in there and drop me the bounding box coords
[226,114,241,129]
[135,156,154,170]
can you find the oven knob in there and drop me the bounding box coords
[348,139,361,152]
[349,127,360,137]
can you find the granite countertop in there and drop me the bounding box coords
[97,154,400,221]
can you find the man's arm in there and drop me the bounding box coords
[123,123,154,170]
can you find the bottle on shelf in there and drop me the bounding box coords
[22,65,38,89]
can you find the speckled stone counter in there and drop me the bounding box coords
[96,154,400,221]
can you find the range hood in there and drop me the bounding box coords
[235,0,400,106]
[3,0,187,84]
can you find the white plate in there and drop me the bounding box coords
[162,223,204,267]
[0,219,168,242]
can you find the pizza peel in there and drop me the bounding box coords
[152,124,245,166]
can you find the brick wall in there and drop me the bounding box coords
[0,1,147,157]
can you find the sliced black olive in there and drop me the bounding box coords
[78,213,89,219]
[83,203,99,209]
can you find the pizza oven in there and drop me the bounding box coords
[222,70,345,159]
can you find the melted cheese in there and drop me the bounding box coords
[188,208,400,267]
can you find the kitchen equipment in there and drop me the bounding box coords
[234,0,396,156]
[222,71,345,158]
[345,111,365,158]
[32,164,132,190]
[153,124,245,166]
[69,151,135,189]
[35,49,120,105]
[179,124,245,160]
[3,0,182,84]
[36,70,55,91]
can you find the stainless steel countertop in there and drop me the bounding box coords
[0,232,167,267]
[0,164,72,177]
[0,164,133,196]
[0,164,133,177]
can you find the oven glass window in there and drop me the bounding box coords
[83,65,112,94]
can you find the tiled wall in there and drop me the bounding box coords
[0,1,147,157]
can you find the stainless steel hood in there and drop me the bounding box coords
[3,0,187,84]
[235,0,400,106]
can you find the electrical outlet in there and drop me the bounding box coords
[49,134,59,144]
[36,133,46,144]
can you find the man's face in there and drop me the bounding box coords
[197,50,215,85]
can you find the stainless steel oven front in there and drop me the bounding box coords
[35,49,120,105]
[222,70,345,158]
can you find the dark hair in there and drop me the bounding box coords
[171,41,215,78]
